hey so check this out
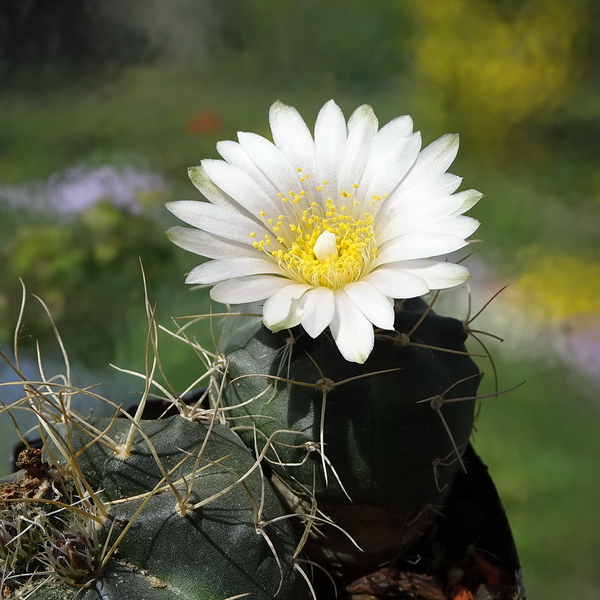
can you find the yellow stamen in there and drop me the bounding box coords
[250,169,380,290]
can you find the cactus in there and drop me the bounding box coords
[0,290,513,599]
[0,274,485,598]
[214,297,480,567]
[1,401,306,599]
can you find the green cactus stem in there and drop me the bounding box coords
[216,298,481,567]
[3,415,307,600]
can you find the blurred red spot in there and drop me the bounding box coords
[186,110,222,136]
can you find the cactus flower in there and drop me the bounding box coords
[167,100,481,363]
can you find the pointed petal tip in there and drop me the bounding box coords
[269,100,295,121]
[350,103,375,118]
[164,225,178,240]
[270,99,287,110]
[348,103,378,131]
[165,199,193,219]
[461,189,484,211]
[318,98,344,117]
[338,344,371,364]
[187,165,201,177]
[320,98,342,114]
[187,164,210,191]
[437,133,460,154]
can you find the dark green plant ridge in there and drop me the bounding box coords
[3,415,307,600]
[216,298,481,566]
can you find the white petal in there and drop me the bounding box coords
[186,257,282,285]
[362,132,422,204]
[372,114,414,149]
[201,159,280,217]
[237,132,301,194]
[299,287,335,338]
[166,200,264,245]
[421,215,480,239]
[262,283,311,331]
[187,165,239,211]
[348,104,379,133]
[279,299,305,330]
[210,275,291,304]
[377,172,463,230]
[375,194,481,247]
[375,232,469,265]
[314,100,347,189]
[330,290,374,364]
[376,191,482,244]
[216,140,279,197]
[338,105,378,192]
[410,133,459,178]
[376,133,461,226]
[451,189,483,215]
[415,172,463,200]
[399,260,471,289]
[166,226,258,259]
[361,115,416,191]
[362,267,430,298]
[359,116,414,198]
[270,101,316,176]
[343,280,395,330]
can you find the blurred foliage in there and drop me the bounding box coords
[0,201,181,365]
[473,352,600,600]
[0,0,155,86]
[407,0,583,154]
[233,0,408,91]
[0,0,405,92]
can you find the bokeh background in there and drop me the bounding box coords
[1,1,599,598]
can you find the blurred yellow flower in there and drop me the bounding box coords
[510,252,600,323]
[409,0,581,145]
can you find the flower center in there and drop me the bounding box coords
[251,181,379,290]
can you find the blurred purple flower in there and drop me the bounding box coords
[558,323,600,386]
[0,165,169,215]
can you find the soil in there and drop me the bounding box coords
[0,447,54,500]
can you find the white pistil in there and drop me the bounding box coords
[313,230,338,262]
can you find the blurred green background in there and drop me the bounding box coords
[1,1,599,598]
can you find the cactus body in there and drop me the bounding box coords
[217,299,480,565]
[10,415,306,600]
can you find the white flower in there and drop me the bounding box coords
[167,100,481,363]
